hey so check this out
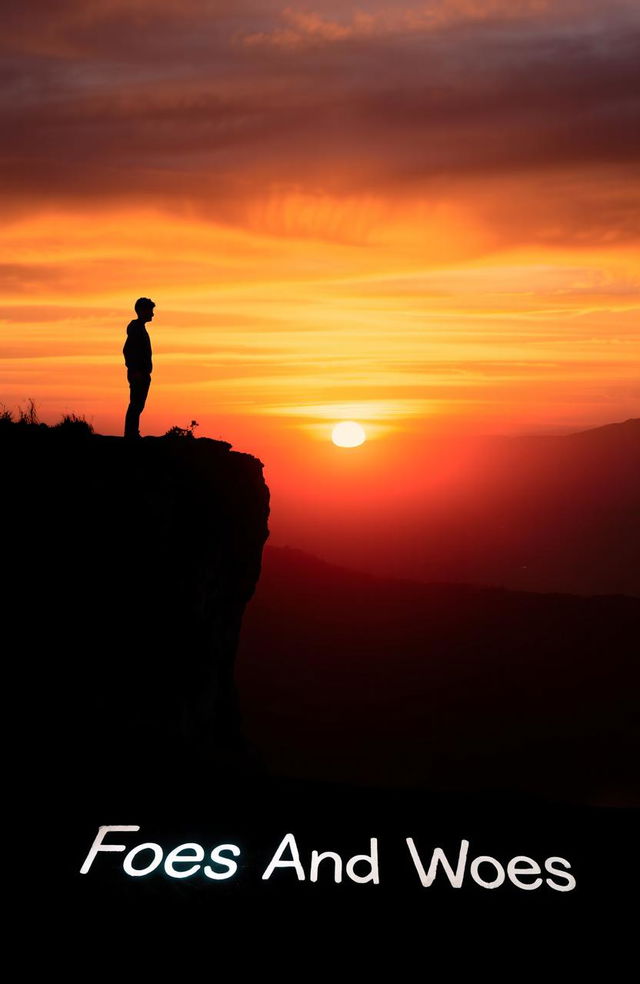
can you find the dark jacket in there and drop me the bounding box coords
[123,319,153,375]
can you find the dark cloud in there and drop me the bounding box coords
[1,1,639,243]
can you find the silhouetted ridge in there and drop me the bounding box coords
[567,417,639,444]
[238,546,640,803]
[3,423,269,804]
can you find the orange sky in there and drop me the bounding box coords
[1,1,639,526]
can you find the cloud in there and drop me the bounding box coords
[241,1,561,48]
[0,0,639,251]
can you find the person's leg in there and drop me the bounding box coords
[124,374,151,438]
[138,374,151,415]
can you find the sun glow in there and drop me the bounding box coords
[331,421,366,448]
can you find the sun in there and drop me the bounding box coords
[331,421,366,448]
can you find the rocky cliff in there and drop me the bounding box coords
[3,421,269,805]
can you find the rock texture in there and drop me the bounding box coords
[2,422,269,801]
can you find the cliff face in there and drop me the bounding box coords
[3,424,269,802]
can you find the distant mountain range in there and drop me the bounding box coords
[274,418,640,596]
[404,417,640,595]
[237,542,639,804]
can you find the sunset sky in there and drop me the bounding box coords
[1,1,638,542]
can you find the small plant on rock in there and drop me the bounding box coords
[163,419,199,439]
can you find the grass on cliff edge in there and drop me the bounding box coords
[0,401,200,440]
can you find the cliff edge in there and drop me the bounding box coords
[2,421,270,803]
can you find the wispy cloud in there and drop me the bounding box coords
[1,1,638,434]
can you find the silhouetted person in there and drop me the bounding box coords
[124,297,155,439]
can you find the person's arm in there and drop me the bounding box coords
[124,322,149,374]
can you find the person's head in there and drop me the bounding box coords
[134,297,155,323]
